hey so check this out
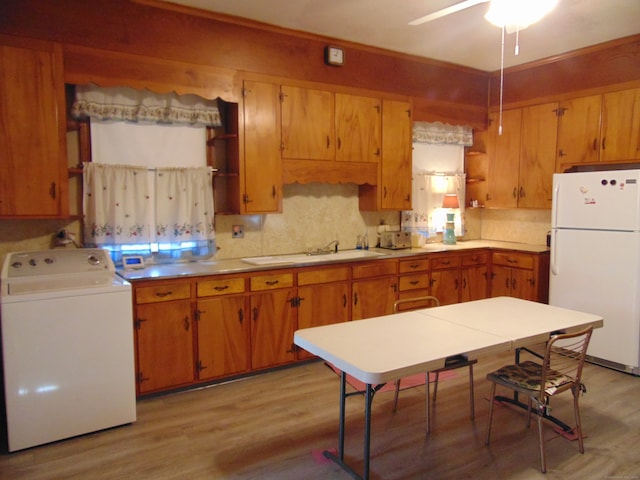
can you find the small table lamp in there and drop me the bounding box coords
[442,194,459,245]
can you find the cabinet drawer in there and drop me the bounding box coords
[399,257,430,273]
[352,260,397,279]
[136,282,191,304]
[399,273,430,291]
[431,255,461,270]
[250,272,294,291]
[197,277,245,297]
[462,251,488,266]
[298,266,349,286]
[492,251,534,269]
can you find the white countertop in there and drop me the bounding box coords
[118,240,549,281]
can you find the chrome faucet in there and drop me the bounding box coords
[324,239,340,253]
[307,239,339,255]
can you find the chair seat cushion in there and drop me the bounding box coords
[489,360,573,395]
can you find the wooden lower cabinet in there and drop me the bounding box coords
[352,276,397,318]
[460,252,489,302]
[430,254,462,305]
[196,295,249,381]
[250,287,297,370]
[490,250,550,302]
[297,266,350,360]
[135,300,195,395]
[130,247,548,397]
[352,259,398,319]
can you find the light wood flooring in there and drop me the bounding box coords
[1,350,639,480]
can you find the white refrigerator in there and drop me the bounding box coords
[550,169,640,375]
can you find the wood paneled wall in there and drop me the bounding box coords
[489,34,640,109]
[1,1,638,128]
[0,0,489,127]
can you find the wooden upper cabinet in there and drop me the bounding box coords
[556,94,602,168]
[335,93,381,163]
[486,104,557,209]
[486,109,521,209]
[380,99,412,210]
[601,88,640,162]
[280,85,334,161]
[242,80,282,213]
[519,102,558,209]
[0,37,68,218]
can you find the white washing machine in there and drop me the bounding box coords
[1,248,136,452]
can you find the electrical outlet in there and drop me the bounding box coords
[232,225,244,238]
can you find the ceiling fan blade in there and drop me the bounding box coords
[409,0,490,26]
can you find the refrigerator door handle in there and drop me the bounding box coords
[550,229,559,276]
[552,182,561,228]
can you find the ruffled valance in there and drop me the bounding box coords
[72,84,222,127]
[413,121,473,146]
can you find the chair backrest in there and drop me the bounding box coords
[393,296,440,313]
[539,326,594,397]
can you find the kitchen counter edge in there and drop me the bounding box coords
[117,240,549,281]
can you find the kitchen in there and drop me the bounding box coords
[1,0,640,478]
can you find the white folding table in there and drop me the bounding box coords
[293,297,603,480]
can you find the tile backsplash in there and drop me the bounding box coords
[0,184,551,267]
[214,183,400,260]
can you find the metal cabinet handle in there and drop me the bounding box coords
[155,291,173,298]
[184,316,190,331]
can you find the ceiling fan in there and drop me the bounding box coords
[409,0,558,33]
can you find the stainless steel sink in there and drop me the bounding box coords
[242,249,386,266]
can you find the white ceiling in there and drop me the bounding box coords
[158,0,640,72]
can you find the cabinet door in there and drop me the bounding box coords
[556,95,602,168]
[135,301,195,394]
[335,93,381,163]
[281,85,334,161]
[461,265,489,302]
[380,99,412,210]
[430,269,460,305]
[243,80,281,212]
[297,282,350,360]
[0,41,67,217]
[196,296,249,381]
[509,268,537,301]
[486,109,521,208]
[250,289,296,369]
[352,276,397,320]
[601,88,640,162]
[490,266,513,298]
[519,102,558,209]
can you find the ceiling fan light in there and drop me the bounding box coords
[484,0,558,29]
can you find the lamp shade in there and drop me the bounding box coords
[442,194,459,209]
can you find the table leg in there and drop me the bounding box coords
[323,375,375,480]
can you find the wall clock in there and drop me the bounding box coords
[324,46,345,66]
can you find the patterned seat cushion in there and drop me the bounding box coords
[491,360,574,395]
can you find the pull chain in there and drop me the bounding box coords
[498,25,505,136]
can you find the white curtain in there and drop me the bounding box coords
[83,163,153,245]
[402,173,466,239]
[155,167,216,243]
[72,84,222,126]
[83,163,215,248]
[413,121,473,146]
